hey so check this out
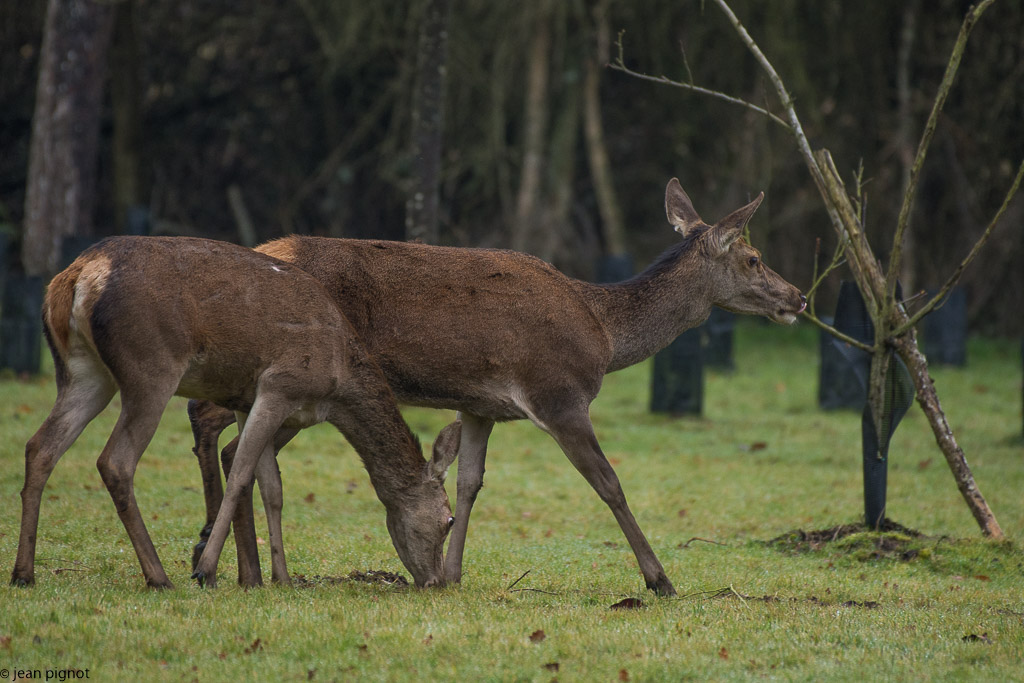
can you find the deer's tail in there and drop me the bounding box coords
[42,246,112,389]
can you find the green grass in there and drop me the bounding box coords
[1,321,1022,681]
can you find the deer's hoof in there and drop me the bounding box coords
[191,569,216,588]
[191,540,206,572]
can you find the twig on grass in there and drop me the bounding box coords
[509,587,561,596]
[506,570,531,591]
[680,536,728,548]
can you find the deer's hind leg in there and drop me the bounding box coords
[187,400,236,573]
[11,355,116,586]
[95,378,180,589]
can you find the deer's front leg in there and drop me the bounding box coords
[254,427,299,585]
[443,413,494,584]
[545,408,676,596]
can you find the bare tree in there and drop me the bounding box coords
[22,0,114,277]
[613,0,1021,539]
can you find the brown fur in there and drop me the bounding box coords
[192,180,805,595]
[12,236,459,590]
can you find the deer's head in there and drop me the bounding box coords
[384,420,461,588]
[666,178,805,324]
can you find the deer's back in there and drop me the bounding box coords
[50,236,358,418]
[258,236,611,419]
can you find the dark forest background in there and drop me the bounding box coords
[1,0,1022,333]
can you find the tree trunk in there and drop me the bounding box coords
[22,0,115,277]
[892,330,1003,538]
[405,0,451,244]
[582,0,625,257]
[513,0,551,253]
[110,0,143,235]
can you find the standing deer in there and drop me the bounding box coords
[10,236,458,589]
[191,180,806,595]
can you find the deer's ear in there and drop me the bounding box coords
[709,192,763,256]
[665,178,704,237]
[428,419,462,483]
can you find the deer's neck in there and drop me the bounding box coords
[576,242,714,373]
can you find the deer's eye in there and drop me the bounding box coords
[447,517,455,529]
[748,256,759,267]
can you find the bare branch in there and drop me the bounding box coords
[886,0,997,309]
[709,0,888,316]
[897,158,1024,335]
[609,33,791,131]
[805,237,847,311]
[801,311,875,354]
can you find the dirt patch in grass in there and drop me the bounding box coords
[292,569,409,588]
[767,518,928,561]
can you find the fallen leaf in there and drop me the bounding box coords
[677,509,687,518]
[304,492,316,504]
[0,635,11,649]
[750,441,768,451]
[917,459,932,470]
[974,575,990,582]
[609,457,622,466]
[619,669,630,681]
[543,662,559,672]
[530,629,546,643]
[423,634,433,645]
[718,646,729,660]
[256,536,266,546]
[244,638,263,654]
[307,669,316,680]
[962,633,992,644]
[346,480,358,493]
[610,598,644,610]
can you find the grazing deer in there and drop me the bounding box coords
[10,236,458,589]
[191,180,806,595]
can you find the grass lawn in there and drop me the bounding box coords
[1,321,1022,681]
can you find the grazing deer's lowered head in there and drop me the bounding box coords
[385,420,461,587]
